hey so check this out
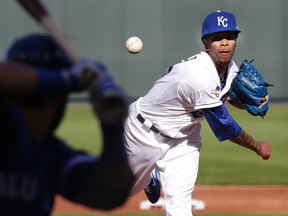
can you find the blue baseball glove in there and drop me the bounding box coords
[229,59,272,117]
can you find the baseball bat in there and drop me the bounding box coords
[16,0,80,63]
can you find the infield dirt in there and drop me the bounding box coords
[53,185,288,214]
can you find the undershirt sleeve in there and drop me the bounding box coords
[202,104,242,141]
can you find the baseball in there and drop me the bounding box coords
[126,36,143,54]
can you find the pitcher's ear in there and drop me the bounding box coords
[202,38,209,50]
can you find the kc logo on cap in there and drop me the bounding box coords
[201,10,241,38]
[217,16,228,27]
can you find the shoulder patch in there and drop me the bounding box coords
[211,85,221,97]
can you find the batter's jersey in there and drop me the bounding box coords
[138,51,239,138]
[0,102,97,216]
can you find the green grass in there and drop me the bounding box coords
[57,103,288,185]
[54,103,288,216]
[197,104,288,185]
[56,105,102,155]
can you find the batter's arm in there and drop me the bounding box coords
[61,118,134,210]
[0,60,100,99]
[0,62,38,97]
[229,130,271,160]
[61,75,134,209]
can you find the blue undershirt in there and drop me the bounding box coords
[202,104,242,142]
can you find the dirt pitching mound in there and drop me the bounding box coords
[53,185,288,214]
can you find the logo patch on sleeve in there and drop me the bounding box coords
[211,85,221,97]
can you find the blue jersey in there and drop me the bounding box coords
[0,101,95,216]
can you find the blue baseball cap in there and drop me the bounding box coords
[202,10,241,38]
[6,33,73,70]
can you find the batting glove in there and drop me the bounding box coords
[63,58,106,92]
[89,71,128,130]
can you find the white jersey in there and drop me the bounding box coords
[137,51,239,138]
[124,51,239,198]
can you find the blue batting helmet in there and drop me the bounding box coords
[202,11,241,39]
[6,33,73,69]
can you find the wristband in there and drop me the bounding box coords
[35,68,69,99]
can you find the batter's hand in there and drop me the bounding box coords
[256,140,271,160]
[66,58,105,91]
[89,71,128,130]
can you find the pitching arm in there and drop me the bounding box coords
[229,131,271,160]
[202,105,271,160]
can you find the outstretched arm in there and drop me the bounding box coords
[202,104,271,159]
[229,130,271,159]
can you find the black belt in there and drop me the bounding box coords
[136,114,171,139]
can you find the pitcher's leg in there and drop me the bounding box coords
[124,119,169,196]
[157,144,200,216]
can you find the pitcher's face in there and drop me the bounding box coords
[203,31,237,67]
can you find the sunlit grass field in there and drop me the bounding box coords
[54,103,288,216]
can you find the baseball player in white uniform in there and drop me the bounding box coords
[124,11,271,216]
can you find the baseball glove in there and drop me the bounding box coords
[229,59,273,117]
